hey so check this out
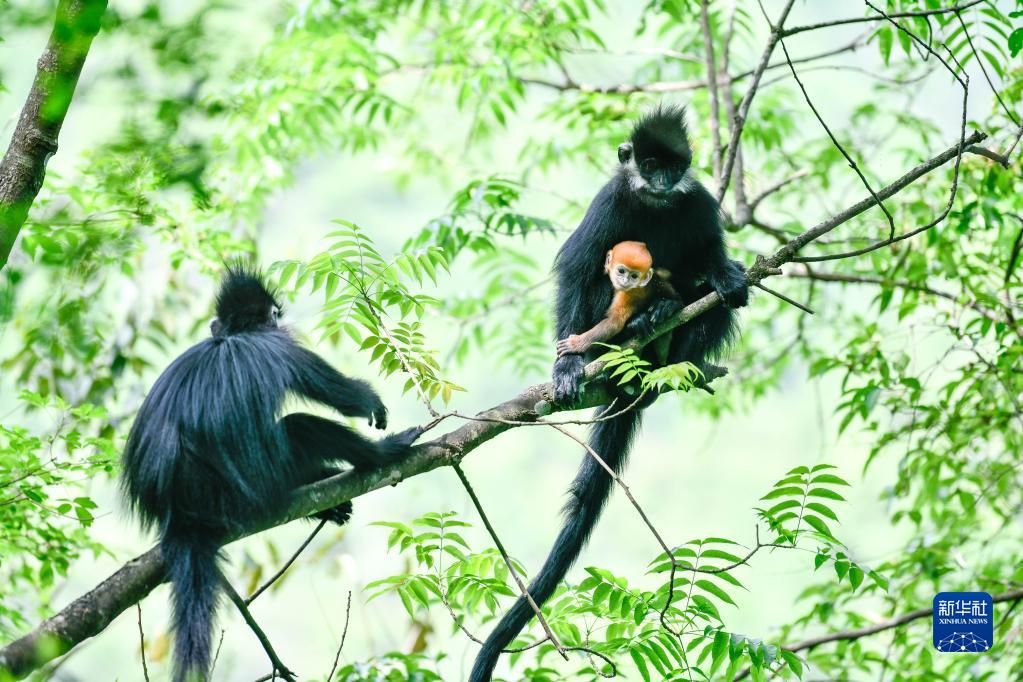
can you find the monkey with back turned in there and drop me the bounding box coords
[121,266,422,682]
[470,105,748,681]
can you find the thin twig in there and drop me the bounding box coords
[779,38,895,240]
[700,0,723,184]
[757,62,930,91]
[1005,124,1023,160]
[1006,217,1023,286]
[748,170,808,212]
[136,604,151,682]
[522,36,870,98]
[780,0,983,38]
[222,579,296,682]
[210,629,227,679]
[325,591,352,682]
[717,0,797,203]
[965,144,1009,167]
[754,282,814,314]
[787,267,1010,326]
[436,522,552,653]
[793,3,971,263]
[451,463,569,659]
[246,518,327,605]
[955,10,1017,127]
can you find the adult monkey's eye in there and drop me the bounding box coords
[640,158,659,174]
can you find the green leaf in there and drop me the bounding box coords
[1009,28,1023,57]
[695,580,736,606]
[805,502,838,521]
[807,488,846,501]
[780,651,803,677]
[809,473,850,486]
[761,486,805,500]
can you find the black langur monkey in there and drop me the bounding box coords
[121,267,421,682]
[469,105,748,681]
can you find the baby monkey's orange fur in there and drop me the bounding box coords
[556,241,680,357]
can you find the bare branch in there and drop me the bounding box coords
[245,519,327,605]
[793,3,970,263]
[223,580,296,682]
[699,0,724,184]
[325,591,352,682]
[955,10,1018,127]
[452,463,568,659]
[787,266,1008,326]
[778,38,895,239]
[779,0,983,38]
[748,169,808,212]
[965,144,1009,168]
[717,0,797,203]
[753,281,814,314]
[520,37,868,99]
[0,0,108,271]
[734,586,1023,680]
[136,604,150,682]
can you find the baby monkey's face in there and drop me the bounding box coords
[609,263,653,290]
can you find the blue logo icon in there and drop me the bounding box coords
[933,592,993,652]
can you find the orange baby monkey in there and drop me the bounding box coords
[556,241,680,357]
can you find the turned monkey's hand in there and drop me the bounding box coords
[555,335,589,357]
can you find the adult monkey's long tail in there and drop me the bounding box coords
[468,409,642,682]
[162,529,222,682]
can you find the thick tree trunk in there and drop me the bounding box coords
[0,0,108,271]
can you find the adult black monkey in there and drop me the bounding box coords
[121,266,421,682]
[469,105,748,681]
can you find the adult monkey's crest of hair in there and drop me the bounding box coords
[214,263,281,335]
[630,103,692,161]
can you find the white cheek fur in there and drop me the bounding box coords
[624,159,648,191]
[672,168,695,193]
[624,158,693,195]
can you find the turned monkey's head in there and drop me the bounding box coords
[605,241,654,291]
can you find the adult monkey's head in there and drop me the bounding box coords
[617,104,694,206]
[211,264,282,337]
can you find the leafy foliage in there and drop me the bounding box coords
[0,392,116,637]
[365,464,863,681]
[273,221,465,405]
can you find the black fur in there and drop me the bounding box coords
[469,105,748,681]
[121,266,421,682]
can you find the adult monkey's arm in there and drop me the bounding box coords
[0,0,108,271]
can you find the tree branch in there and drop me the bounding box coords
[786,267,1009,327]
[222,580,296,682]
[0,0,107,271]
[779,0,983,38]
[733,586,1023,680]
[519,37,868,98]
[716,0,797,203]
[699,0,724,185]
[778,38,895,239]
[0,127,989,680]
